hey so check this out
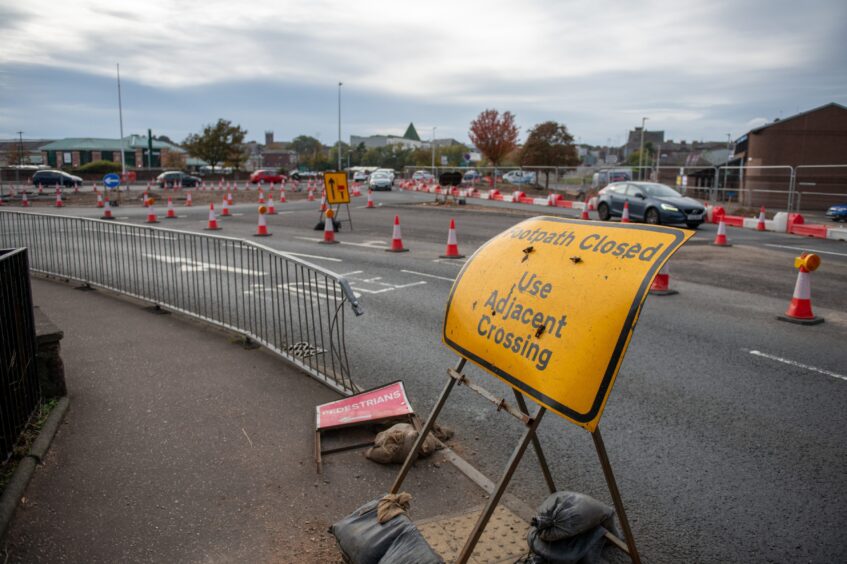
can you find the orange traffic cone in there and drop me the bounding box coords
[258,189,266,204]
[96,193,104,208]
[366,189,375,208]
[221,197,231,217]
[185,192,193,206]
[267,193,277,215]
[205,203,221,230]
[165,197,176,218]
[440,218,464,258]
[55,191,64,207]
[227,192,234,205]
[279,190,286,204]
[21,192,30,207]
[145,199,159,223]
[254,206,271,237]
[621,201,631,223]
[649,263,678,296]
[101,200,114,220]
[320,209,338,244]
[756,206,766,231]
[320,194,327,212]
[386,215,408,253]
[713,219,731,246]
[778,253,823,325]
[38,184,44,195]
[307,190,315,202]
[581,196,590,220]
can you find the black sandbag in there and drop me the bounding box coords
[527,525,609,564]
[330,499,441,564]
[531,491,614,542]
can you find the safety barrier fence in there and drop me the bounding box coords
[0,210,364,397]
[0,247,41,463]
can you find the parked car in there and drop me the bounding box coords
[31,169,83,188]
[502,170,537,185]
[375,168,396,182]
[250,169,284,184]
[353,171,370,182]
[368,171,393,191]
[289,170,320,181]
[462,170,482,182]
[597,182,705,228]
[156,171,201,188]
[592,168,633,189]
[412,170,434,182]
[826,203,847,222]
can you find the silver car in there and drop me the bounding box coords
[368,172,393,191]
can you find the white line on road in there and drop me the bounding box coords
[280,251,342,263]
[747,349,846,382]
[432,258,467,267]
[401,269,455,282]
[340,270,364,276]
[764,244,847,258]
[295,236,388,249]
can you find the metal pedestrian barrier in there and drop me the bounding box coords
[0,247,41,463]
[0,211,363,396]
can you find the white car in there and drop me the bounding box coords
[502,170,537,185]
[353,171,369,182]
[368,172,393,191]
[375,168,396,182]
[412,170,434,181]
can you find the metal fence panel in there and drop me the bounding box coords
[0,247,41,463]
[0,211,363,396]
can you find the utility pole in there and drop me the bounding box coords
[117,64,126,179]
[16,131,23,186]
[337,82,343,171]
[431,126,437,174]
[637,117,648,180]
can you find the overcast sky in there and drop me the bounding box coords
[1,0,845,146]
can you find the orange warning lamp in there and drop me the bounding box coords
[794,252,820,272]
[325,209,335,219]
[258,205,267,215]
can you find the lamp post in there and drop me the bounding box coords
[637,117,648,180]
[431,126,436,174]
[337,82,343,171]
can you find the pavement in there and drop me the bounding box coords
[3,278,487,563]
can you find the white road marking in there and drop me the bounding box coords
[432,258,467,267]
[401,269,455,282]
[84,226,175,241]
[747,350,846,382]
[340,270,364,276]
[295,236,388,249]
[764,244,847,258]
[280,251,342,263]
[143,253,265,276]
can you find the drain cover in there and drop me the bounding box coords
[416,504,529,563]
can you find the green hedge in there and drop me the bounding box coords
[74,160,123,174]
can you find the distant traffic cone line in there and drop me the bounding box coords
[649,263,677,296]
[101,200,114,220]
[757,206,766,231]
[254,206,271,237]
[185,192,193,206]
[320,211,338,244]
[166,197,176,218]
[778,254,823,325]
[440,218,464,258]
[713,219,731,246]
[386,215,409,253]
[621,201,631,223]
[205,203,221,230]
[366,189,375,208]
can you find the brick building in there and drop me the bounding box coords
[40,135,186,170]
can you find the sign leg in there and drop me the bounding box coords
[390,358,466,494]
[591,426,641,563]
[513,390,557,494]
[456,406,547,564]
[345,203,353,231]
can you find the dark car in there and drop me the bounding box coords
[289,170,320,181]
[250,169,284,184]
[156,171,201,188]
[826,203,847,222]
[597,181,705,228]
[463,170,482,183]
[31,169,83,188]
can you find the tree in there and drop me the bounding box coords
[290,135,324,168]
[520,121,580,188]
[162,150,185,169]
[468,109,519,167]
[182,119,247,171]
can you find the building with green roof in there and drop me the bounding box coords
[40,135,185,169]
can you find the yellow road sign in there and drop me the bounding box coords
[443,217,693,431]
[324,172,350,204]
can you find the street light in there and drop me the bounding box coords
[431,126,436,174]
[337,82,343,171]
[637,117,648,180]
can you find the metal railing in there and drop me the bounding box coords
[0,247,41,463]
[0,211,364,396]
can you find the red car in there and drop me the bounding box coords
[250,169,285,184]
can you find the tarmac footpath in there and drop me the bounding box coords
[3,278,485,563]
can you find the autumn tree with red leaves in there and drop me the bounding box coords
[468,109,519,167]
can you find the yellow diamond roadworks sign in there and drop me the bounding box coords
[324,172,350,204]
[443,217,693,431]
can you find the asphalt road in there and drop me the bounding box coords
[5,190,847,563]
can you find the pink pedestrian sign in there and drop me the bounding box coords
[316,381,413,430]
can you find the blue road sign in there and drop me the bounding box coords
[103,173,121,188]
